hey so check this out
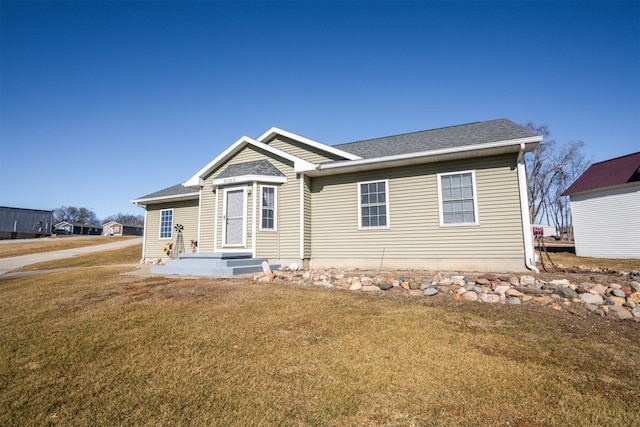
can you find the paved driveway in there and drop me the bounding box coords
[0,237,143,276]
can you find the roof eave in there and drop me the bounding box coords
[131,192,200,206]
[563,180,640,197]
[307,136,541,176]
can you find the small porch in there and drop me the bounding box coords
[150,252,280,277]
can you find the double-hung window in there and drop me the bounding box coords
[438,171,478,225]
[159,209,173,239]
[358,180,389,229]
[260,186,276,231]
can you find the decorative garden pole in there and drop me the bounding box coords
[173,224,185,259]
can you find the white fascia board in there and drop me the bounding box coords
[131,192,200,206]
[211,175,287,186]
[257,127,362,161]
[314,136,542,174]
[183,135,314,188]
[184,135,251,188]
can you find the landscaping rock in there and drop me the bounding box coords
[378,282,393,291]
[480,293,500,303]
[610,288,626,298]
[423,287,438,296]
[554,288,578,300]
[579,293,604,306]
[506,297,521,305]
[607,305,633,320]
[462,291,478,301]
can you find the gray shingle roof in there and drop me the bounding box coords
[216,160,284,179]
[136,183,198,200]
[333,119,536,159]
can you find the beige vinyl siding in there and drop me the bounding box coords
[264,136,346,164]
[571,185,640,258]
[199,145,301,259]
[143,199,199,259]
[310,154,524,261]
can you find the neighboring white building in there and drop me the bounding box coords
[562,151,640,259]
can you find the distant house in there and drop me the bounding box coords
[102,221,143,236]
[0,206,53,239]
[53,221,102,235]
[132,118,543,273]
[562,151,640,259]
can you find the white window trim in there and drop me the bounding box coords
[437,170,479,227]
[357,179,390,230]
[259,185,277,232]
[159,208,174,239]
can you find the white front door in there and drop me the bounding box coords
[224,188,245,246]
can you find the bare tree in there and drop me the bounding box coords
[53,206,99,225]
[523,123,590,237]
[103,213,144,226]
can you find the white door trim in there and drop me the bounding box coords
[222,186,247,248]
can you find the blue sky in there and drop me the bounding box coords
[1,1,638,221]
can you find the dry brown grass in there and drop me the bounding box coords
[1,267,638,426]
[538,249,640,272]
[11,244,143,272]
[0,236,137,258]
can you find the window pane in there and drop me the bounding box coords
[359,181,388,227]
[440,172,476,224]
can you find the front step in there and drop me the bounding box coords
[150,252,280,277]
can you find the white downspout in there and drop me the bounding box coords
[517,143,539,273]
[299,173,305,261]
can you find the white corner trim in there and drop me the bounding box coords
[299,174,305,259]
[257,127,362,161]
[252,181,257,258]
[196,188,202,253]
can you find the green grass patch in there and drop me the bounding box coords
[1,269,638,425]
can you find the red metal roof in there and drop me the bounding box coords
[562,151,640,196]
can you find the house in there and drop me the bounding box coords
[102,221,144,237]
[0,206,53,239]
[562,151,640,259]
[53,221,102,235]
[132,118,542,273]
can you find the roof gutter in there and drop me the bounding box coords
[313,136,541,174]
[517,142,539,273]
[131,192,200,206]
